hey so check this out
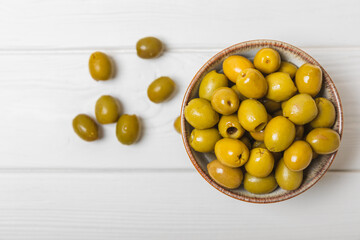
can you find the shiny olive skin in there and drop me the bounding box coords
[89,52,113,81]
[244,172,278,194]
[211,87,239,115]
[266,72,297,102]
[249,114,271,141]
[264,116,296,152]
[245,148,274,178]
[238,99,268,132]
[278,61,298,79]
[184,98,219,129]
[199,70,228,101]
[116,114,140,145]
[215,138,250,167]
[284,140,313,171]
[295,125,305,140]
[218,114,245,139]
[95,95,120,124]
[189,128,221,153]
[262,99,281,113]
[253,48,281,74]
[295,63,322,97]
[174,116,181,134]
[147,77,175,103]
[306,128,340,154]
[136,37,163,59]
[72,114,99,141]
[223,55,254,83]
[231,85,248,101]
[236,68,268,99]
[240,136,252,150]
[207,160,243,189]
[283,93,318,125]
[252,141,266,149]
[310,97,336,128]
[275,158,303,191]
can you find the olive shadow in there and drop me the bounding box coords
[136,115,145,144]
[108,55,118,80]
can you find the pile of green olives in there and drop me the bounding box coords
[184,47,341,194]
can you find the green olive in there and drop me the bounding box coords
[238,99,268,132]
[211,87,239,115]
[278,61,298,79]
[89,52,113,81]
[275,158,303,191]
[244,172,278,194]
[306,128,340,154]
[147,77,176,103]
[231,85,248,101]
[295,63,322,97]
[189,128,221,153]
[199,70,228,101]
[240,136,252,150]
[222,55,254,83]
[174,116,181,134]
[215,138,250,167]
[72,114,99,141]
[207,160,243,189]
[264,116,296,152]
[262,99,281,113]
[283,93,318,125]
[310,97,336,128]
[218,114,245,139]
[136,37,163,59]
[253,48,281,74]
[236,68,267,99]
[95,95,121,124]
[266,72,297,102]
[245,148,274,178]
[184,98,219,129]
[249,114,272,141]
[283,140,313,171]
[116,114,140,145]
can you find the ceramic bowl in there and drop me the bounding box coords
[181,39,343,203]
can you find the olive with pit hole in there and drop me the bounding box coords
[238,99,268,132]
[215,138,250,168]
[218,114,245,139]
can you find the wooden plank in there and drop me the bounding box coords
[0,48,357,170]
[0,0,359,49]
[0,171,358,239]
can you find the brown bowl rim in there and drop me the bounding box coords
[180,39,344,204]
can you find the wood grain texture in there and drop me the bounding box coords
[0,48,357,170]
[0,171,359,240]
[0,0,359,49]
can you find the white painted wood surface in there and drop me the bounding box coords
[0,0,359,239]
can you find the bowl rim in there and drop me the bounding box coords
[180,39,344,203]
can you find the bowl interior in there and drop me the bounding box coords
[181,40,343,203]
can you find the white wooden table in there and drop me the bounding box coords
[0,0,359,239]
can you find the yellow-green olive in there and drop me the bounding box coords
[215,138,250,167]
[116,114,140,145]
[283,93,318,125]
[253,48,281,74]
[95,95,120,124]
[278,61,298,79]
[218,114,245,139]
[72,114,99,141]
[174,116,181,134]
[295,125,305,140]
[295,63,322,97]
[244,172,278,194]
[189,128,221,153]
[231,85,248,101]
[136,37,163,59]
[240,136,252,150]
[147,77,176,103]
[306,128,340,154]
[275,158,303,191]
[207,160,243,189]
[264,116,296,152]
[245,148,274,178]
[89,52,113,81]
[236,68,267,99]
[249,114,272,141]
[211,87,240,115]
[266,72,297,102]
[223,55,254,83]
[238,99,268,132]
[184,98,219,129]
[199,70,228,101]
[262,99,281,113]
[283,140,313,171]
[310,97,336,128]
